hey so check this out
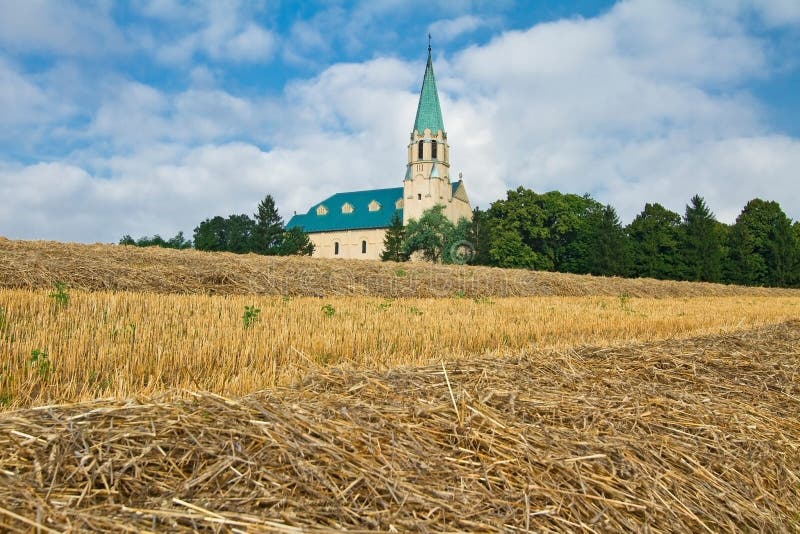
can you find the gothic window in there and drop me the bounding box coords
[334,242,339,255]
[361,240,367,254]
[342,203,354,214]
[316,205,328,216]
[431,140,437,159]
[368,200,381,212]
[418,140,424,160]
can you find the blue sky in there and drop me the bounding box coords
[1,0,799,243]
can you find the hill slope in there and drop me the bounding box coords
[1,238,797,297]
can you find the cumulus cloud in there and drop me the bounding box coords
[0,0,125,56]
[1,0,799,244]
[151,2,276,64]
[428,15,489,43]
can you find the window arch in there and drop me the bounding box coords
[334,242,339,255]
[417,140,424,160]
[431,140,437,159]
[361,240,367,254]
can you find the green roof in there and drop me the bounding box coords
[287,182,464,233]
[287,187,403,233]
[412,48,445,135]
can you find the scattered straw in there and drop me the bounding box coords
[1,321,798,531]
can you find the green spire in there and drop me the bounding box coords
[412,45,445,135]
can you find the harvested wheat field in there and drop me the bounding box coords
[1,322,799,532]
[2,238,799,298]
[1,288,799,408]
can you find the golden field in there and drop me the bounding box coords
[1,288,798,408]
[1,239,799,531]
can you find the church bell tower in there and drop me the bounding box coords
[402,42,453,225]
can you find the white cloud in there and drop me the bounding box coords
[151,1,277,64]
[428,15,488,43]
[0,0,125,56]
[1,0,799,244]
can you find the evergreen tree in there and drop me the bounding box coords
[380,212,406,262]
[466,207,492,265]
[277,226,314,256]
[585,204,631,276]
[792,222,800,287]
[252,194,284,255]
[626,203,683,280]
[727,199,795,287]
[681,195,722,282]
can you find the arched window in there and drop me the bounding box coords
[417,140,424,160]
[431,140,437,159]
[361,240,367,254]
[334,242,339,255]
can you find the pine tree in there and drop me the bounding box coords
[277,226,314,256]
[380,212,406,262]
[681,195,722,282]
[587,204,630,276]
[252,195,284,255]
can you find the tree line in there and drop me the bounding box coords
[120,195,314,256]
[386,188,799,288]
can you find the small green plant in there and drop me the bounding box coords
[395,268,406,278]
[30,349,52,378]
[49,282,69,308]
[377,299,393,311]
[243,305,261,328]
[321,304,336,317]
[473,296,494,305]
[409,306,423,316]
[618,292,631,310]
[453,290,466,299]
[282,296,292,304]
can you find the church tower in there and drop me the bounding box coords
[403,43,464,225]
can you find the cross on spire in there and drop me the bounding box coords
[428,33,431,53]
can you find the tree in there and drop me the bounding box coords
[792,222,800,287]
[626,203,683,280]
[380,212,406,262]
[193,214,256,254]
[583,204,631,276]
[252,195,284,255]
[727,199,796,287]
[119,232,192,249]
[484,187,601,271]
[403,205,470,263]
[193,216,228,252]
[680,195,723,282]
[466,207,492,266]
[277,226,314,256]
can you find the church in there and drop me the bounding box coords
[286,45,472,260]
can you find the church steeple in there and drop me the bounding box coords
[403,41,454,226]
[412,42,445,136]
